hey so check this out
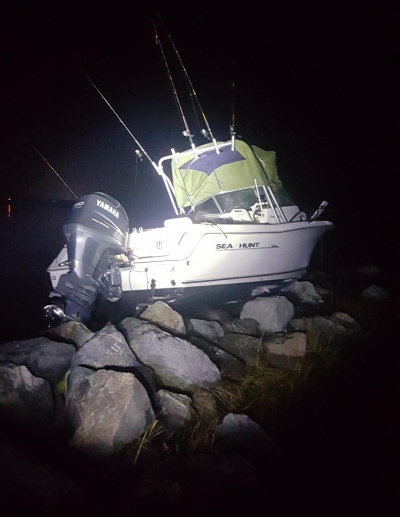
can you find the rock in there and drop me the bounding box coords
[133,452,259,515]
[281,281,323,306]
[69,324,157,395]
[220,300,246,319]
[155,389,194,434]
[314,285,332,299]
[331,312,361,331]
[70,324,137,370]
[67,367,154,458]
[304,269,335,290]
[215,413,278,463]
[0,363,53,432]
[361,285,389,303]
[357,265,380,278]
[218,333,266,367]
[186,319,224,343]
[290,315,333,335]
[188,336,245,379]
[0,337,74,385]
[42,321,94,348]
[222,318,261,336]
[192,388,219,425]
[65,365,95,428]
[289,314,363,345]
[240,296,295,333]
[265,332,307,369]
[0,441,79,512]
[140,301,186,335]
[203,308,232,325]
[119,318,220,393]
[251,285,271,297]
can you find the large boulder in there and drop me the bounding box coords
[133,452,259,515]
[70,324,157,395]
[119,318,220,393]
[331,312,362,331]
[67,366,154,458]
[240,296,295,333]
[140,301,186,335]
[186,319,224,343]
[215,413,278,463]
[361,285,389,303]
[202,308,232,325]
[0,337,74,385]
[281,281,323,306]
[70,324,137,370]
[155,389,194,435]
[218,333,266,367]
[289,314,363,345]
[0,441,79,512]
[0,363,53,432]
[222,318,261,336]
[192,388,219,425]
[188,336,245,379]
[265,332,307,369]
[42,321,94,349]
[357,265,380,278]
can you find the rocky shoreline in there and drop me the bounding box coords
[0,267,396,516]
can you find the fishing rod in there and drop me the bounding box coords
[82,69,161,173]
[81,69,179,215]
[153,23,197,156]
[230,58,236,151]
[21,133,78,199]
[156,12,220,154]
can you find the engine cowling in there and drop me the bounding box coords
[50,192,129,323]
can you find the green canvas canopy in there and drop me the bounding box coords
[170,139,282,208]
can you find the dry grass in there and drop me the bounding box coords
[305,326,336,353]
[124,307,354,462]
[174,417,218,455]
[131,420,165,465]
[214,360,295,433]
[212,321,346,436]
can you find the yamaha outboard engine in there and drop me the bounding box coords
[46,192,129,324]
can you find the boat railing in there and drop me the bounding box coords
[157,142,234,216]
[262,185,287,223]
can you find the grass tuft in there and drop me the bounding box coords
[132,419,165,466]
[174,417,218,455]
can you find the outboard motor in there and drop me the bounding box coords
[46,192,129,324]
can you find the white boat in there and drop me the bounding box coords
[46,137,334,324]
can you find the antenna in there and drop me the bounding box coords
[153,22,197,156]
[156,13,219,154]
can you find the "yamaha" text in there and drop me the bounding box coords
[97,199,119,219]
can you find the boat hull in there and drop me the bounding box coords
[48,219,333,305]
[121,220,333,294]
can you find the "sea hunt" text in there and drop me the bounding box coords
[216,242,260,250]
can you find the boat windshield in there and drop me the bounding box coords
[193,186,294,215]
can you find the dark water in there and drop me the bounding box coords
[0,199,72,342]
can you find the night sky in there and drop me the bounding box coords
[0,1,396,263]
